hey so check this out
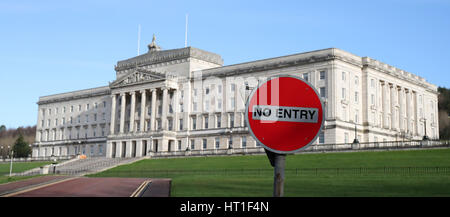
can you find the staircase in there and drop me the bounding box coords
[54,157,142,176]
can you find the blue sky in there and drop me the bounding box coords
[1,0,449,128]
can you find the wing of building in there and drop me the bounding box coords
[33,38,440,158]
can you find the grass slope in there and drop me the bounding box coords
[90,149,450,197]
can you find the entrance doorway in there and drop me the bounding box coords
[111,142,116,158]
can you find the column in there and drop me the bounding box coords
[119,92,126,133]
[413,91,418,135]
[162,87,169,130]
[405,89,411,134]
[381,81,387,128]
[173,89,179,131]
[150,89,157,131]
[129,91,136,132]
[140,90,146,132]
[390,84,395,130]
[397,86,403,131]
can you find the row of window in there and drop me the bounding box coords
[36,144,104,157]
[41,113,107,128]
[39,126,107,142]
[186,136,258,150]
[41,101,107,117]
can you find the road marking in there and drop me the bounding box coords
[130,179,152,197]
[1,177,78,197]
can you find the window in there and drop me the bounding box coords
[342,71,346,81]
[193,89,197,96]
[103,101,107,108]
[320,87,326,98]
[230,97,235,109]
[55,119,58,126]
[204,116,209,129]
[71,106,74,112]
[86,104,90,110]
[94,114,97,121]
[241,136,247,148]
[320,71,326,80]
[168,119,173,130]
[355,76,359,85]
[229,113,234,128]
[178,140,182,150]
[371,94,375,105]
[49,109,52,115]
[205,87,210,95]
[179,118,183,130]
[215,137,220,149]
[99,145,103,155]
[102,113,106,120]
[202,139,207,149]
[229,137,233,147]
[192,116,197,130]
[41,120,44,127]
[62,118,65,125]
[193,102,197,111]
[231,84,236,92]
[78,105,81,111]
[70,117,73,124]
[205,100,209,111]
[94,103,98,109]
[342,88,346,99]
[217,114,221,128]
[218,85,222,93]
[355,92,359,103]
[90,145,94,155]
[217,99,222,110]
[303,73,309,82]
[355,110,359,123]
[371,79,375,88]
[344,133,349,143]
[101,127,105,136]
[63,107,66,113]
[48,119,51,127]
[190,139,195,150]
[319,132,325,144]
[85,115,89,123]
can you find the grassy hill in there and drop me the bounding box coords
[89,148,450,197]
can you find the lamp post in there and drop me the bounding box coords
[50,154,57,174]
[8,146,13,177]
[422,118,429,141]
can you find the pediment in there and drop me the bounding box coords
[110,68,165,88]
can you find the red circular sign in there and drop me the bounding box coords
[245,75,324,154]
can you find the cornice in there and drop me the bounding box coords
[38,87,110,105]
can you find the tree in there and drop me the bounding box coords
[0,125,5,132]
[12,134,31,158]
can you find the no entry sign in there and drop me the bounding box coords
[245,75,324,154]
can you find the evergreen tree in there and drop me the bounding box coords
[12,134,31,158]
[0,125,5,132]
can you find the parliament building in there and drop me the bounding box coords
[32,37,440,158]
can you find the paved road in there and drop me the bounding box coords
[0,176,171,197]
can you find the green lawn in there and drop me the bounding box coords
[0,161,51,176]
[89,148,450,197]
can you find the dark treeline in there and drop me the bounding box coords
[438,87,450,139]
[0,125,36,138]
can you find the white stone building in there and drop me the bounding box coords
[33,38,440,158]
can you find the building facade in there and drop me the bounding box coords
[33,38,440,158]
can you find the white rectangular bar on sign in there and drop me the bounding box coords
[252,105,318,123]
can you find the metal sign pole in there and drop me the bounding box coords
[273,153,285,197]
[265,149,285,197]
